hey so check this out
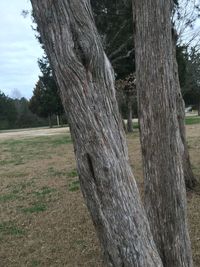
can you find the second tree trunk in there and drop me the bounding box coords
[134,0,193,266]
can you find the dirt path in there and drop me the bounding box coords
[186,124,200,138]
[0,127,70,140]
[0,124,199,141]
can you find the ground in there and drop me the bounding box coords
[0,121,200,267]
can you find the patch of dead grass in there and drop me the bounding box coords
[0,126,199,266]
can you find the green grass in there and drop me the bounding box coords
[67,169,78,178]
[47,167,66,177]
[0,126,199,265]
[7,180,35,191]
[22,203,47,213]
[19,180,35,190]
[0,135,72,164]
[51,135,72,146]
[31,260,41,267]
[3,182,55,214]
[4,171,28,178]
[69,180,80,192]
[0,158,24,166]
[74,239,87,249]
[185,116,200,125]
[0,180,37,203]
[133,122,139,129]
[131,116,200,127]
[0,193,19,203]
[0,135,72,147]
[0,222,25,237]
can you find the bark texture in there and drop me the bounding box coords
[31,1,163,266]
[175,74,197,189]
[134,0,193,266]
[172,36,197,189]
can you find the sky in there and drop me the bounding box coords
[0,0,43,99]
[0,1,199,100]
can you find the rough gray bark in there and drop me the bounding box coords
[133,0,193,266]
[175,73,197,189]
[172,33,197,189]
[31,0,163,266]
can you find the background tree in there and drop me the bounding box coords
[172,37,197,189]
[0,91,53,130]
[29,80,48,119]
[176,45,188,90]
[14,97,47,128]
[91,0,134,79]
[171,1,199,188]
[115,73,137,132]
[0,91,17,129]
[91,1,136,128]
[124,74,136,132]
[39,56,65,125]
[29,0,200,119]
[183,47,200,115]
[29,56,64,127]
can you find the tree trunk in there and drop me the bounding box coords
[31,1,163,266]
[56,114,60,127]
[172,33,197,189]
[48,114,52,128]
[134,0,193,266]
[122,117,127,133]
[175,77,197,189]
[127,98,133,132]
[198,101,200,116]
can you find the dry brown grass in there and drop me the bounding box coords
[0,125,199,266]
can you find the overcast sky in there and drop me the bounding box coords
[0,1,199,100]
[0,0,43,99]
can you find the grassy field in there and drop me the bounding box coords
[185,115,200,125]
[0,123,200,266]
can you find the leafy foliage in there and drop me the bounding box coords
[29,56,64,121]
[0,91,17,129]
[91,0,134,78]
[0,91,50,130]
[182,47,200,110]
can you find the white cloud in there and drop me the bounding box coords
[0,0,43,99]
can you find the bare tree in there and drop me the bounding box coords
[173,0,200,48]
[30,0,163,266]
[133,0,193,266]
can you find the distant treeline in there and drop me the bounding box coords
[0,91,66,130]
